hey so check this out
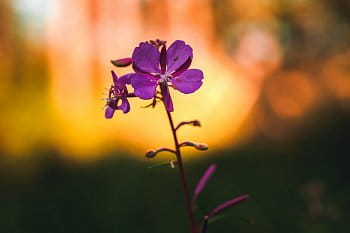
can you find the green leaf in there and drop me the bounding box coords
[208,213,231,224]
[148,161,175,169]
[209,214,253,224]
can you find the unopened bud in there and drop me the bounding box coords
[175,120,202,131]
[111,58,132,67]
[194,143,208,151]
[145,150,157,158]
[144,147,176,158]
[191,120,201,127]
[149,39,166,48]
[179,141,208,151]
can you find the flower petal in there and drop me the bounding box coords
[118,73,133,85]
[171,57,192,77]
[118,98,130,113]
[105,106,115,119]
[132,42,160,73]
[131,73,159,99]
[160,83,174,112]
[132,63,148,74]
[172,69,203,94]
[111,70,118,85]
[166,40,193,73]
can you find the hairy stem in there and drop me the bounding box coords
[163,103,197,233]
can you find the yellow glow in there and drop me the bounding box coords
[45,0,261,160]
[2,0,350,158]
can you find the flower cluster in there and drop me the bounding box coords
[104,71,131,118]
[105,40,204,117]
[105,39,249,233]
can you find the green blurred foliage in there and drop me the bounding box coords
[1,107,349,233]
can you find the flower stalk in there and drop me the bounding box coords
[104,39,249,233]
[163,97,197,233]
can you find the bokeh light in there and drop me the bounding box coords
[1,0,350,160]
[1,1,350,233]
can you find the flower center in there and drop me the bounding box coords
[107,85,128,109]
[159,73,172,83]
[110,84,127,98]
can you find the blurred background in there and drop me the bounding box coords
[1,0,350,232]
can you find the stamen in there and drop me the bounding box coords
[159,73,172,83]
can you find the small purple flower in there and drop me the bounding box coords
[130,40,204,112]
[105,71,132,119]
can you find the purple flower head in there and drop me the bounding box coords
[130,40,204,112]
[105,71,132,119]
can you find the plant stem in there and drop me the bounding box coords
[164,105,197,233]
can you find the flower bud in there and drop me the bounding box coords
[179,141,208,151]
[145,150,157,158]
[194,143,208,151]
[149,39,166,48]
[144,147,176,158]
[191,120,201,127]
[175,120,201,131]
[111,58,132,67]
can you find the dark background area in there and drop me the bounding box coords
[1,106,349,233]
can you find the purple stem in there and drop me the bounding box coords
[200,216,209,233]
[162,94,197,233]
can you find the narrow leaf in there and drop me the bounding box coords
[208,213,231,224]
[192,164,216,206]
[208,214,252,224]
[148,161,177,169]
[208,194,249,217]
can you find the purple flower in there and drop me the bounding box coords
[105,71,132,119]
[130,40,204,112]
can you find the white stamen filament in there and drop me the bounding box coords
[159,73,172,83]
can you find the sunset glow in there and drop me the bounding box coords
[44,0,261,159]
